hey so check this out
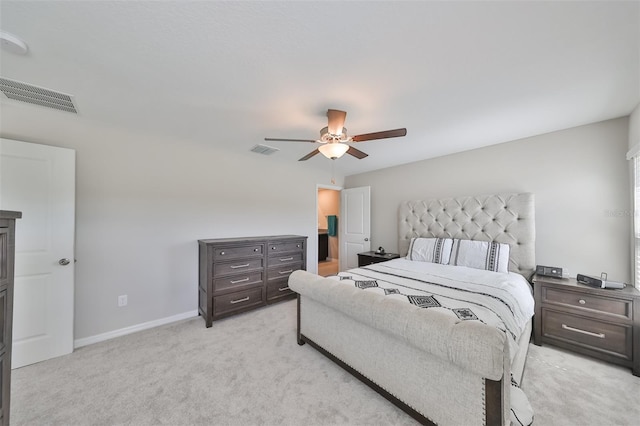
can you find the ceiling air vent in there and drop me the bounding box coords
[0,77,77,113]
[250,144,279,155]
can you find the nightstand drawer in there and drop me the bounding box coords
[542,308,632,360]
[544,287,632,319]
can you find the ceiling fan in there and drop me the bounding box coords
[265,109,407,161]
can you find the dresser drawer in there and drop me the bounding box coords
[542,308,632,360]
[268,240,305,255]
[213,287,264,316]
[267,252,304,266]
[266,277,294,301]
[213,272,263,294]
[214,258,264,277]
[267,262,303,280]
[213,244,263,260]
[544,287,632,319]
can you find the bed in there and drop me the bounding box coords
[288,193,535,426]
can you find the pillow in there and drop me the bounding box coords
[450,239,510,273]
[407,237,453,264]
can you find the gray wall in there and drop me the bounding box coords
[630,104,639,149]
[1,111,342,342]
[345,117,631,283]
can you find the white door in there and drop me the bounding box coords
[0,138,75,368]
[340,186,371,271]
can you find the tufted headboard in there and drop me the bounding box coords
[398,193,535,278]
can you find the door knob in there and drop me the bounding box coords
[58,258,71,266]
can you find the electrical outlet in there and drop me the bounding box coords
[118,295,127,307]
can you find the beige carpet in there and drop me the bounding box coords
[11,299,640,425]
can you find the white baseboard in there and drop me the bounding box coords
[74,310,199,349]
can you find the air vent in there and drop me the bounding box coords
[0,77,77,113]
[250,144,279,155]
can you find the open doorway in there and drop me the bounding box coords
[317,186,341,276]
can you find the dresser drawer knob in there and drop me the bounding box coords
[272,246,277,250]
[578,299,586,305]
[562,324,605,339]
[230,296,250,304]
[254,248,259,252]
[220,251,225,255]
[297,244,301,248]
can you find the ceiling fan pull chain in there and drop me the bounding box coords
[331,160,336,185]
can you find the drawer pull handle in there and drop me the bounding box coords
[280,257,294,262]
[278,286,290,292]
[278,269,294,275]
[561,324,605,339]
[230,296,250,304]
[578,299,586,305]
[230,263,250,269]
[230,277,250,284]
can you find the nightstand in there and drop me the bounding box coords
[533,275,640,376]
[357,251,400,267]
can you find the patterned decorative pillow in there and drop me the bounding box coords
[450,239,510,273]
[407,237,453,264]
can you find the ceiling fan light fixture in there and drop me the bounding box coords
[319,126,350,143]
[318,143,349,160]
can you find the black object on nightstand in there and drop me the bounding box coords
[357,251,400,267]
[533,275,640,376]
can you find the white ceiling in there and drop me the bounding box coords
[1,1,638,176]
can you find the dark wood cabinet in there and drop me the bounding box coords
[198,235,307,327]
[318,233,329,261]
[0,211,21,426]
[533,275,640,376]
[357,251,400,267]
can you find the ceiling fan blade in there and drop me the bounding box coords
[265,137,317,143]
[299,149,320,161]
[346,146,368,159]
[351,128,407,142]
[327,109,347,135]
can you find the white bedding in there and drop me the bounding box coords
[331,258,534,359]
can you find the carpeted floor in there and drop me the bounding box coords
[10,299,640,425]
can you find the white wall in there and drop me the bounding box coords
[345,117,631,283]
[1,110,343,341]
[630,103,640,149]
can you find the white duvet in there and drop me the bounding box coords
[331,258,534,360]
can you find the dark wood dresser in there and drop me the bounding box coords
[0,211,21,426]
[198,235,307,327]
[533,275,640,376]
